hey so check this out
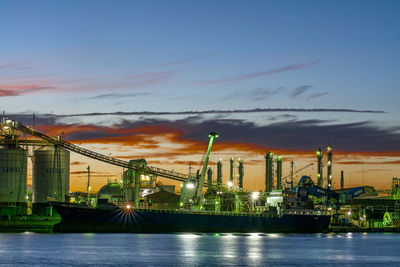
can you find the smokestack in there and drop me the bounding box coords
[217,160,222,186]
[341,170,344,189]
[317,147,323,187]
[229,157,234,184]
[276,155,282,190]
[238,161,244,189]
[265,152,273,192]
[327,146,332,189]
[207,168,212,186]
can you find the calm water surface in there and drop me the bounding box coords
[0,232,399,266]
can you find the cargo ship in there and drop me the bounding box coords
[51,201,331,233]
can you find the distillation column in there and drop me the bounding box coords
[207,168,212,187]
[265,152,273,192]
[229,157,234,185]
[276,155,282,190]
[341,170,344,189]
[327,146,332,188]
[317,148,323,187]
[238,161,244,189]
[217,160,222,186]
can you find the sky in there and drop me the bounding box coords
[1,0,399,192]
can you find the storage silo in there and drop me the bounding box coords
[0,145,27,216]
[32,146,70,215]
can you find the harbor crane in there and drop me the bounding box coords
[180,132,218,207]
[284,162,314,187]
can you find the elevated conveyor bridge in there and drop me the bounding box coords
[1,119,191,183]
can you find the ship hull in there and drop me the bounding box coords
[51,202,331,233]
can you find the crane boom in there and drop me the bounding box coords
[283,162,314,181]
[195,132,218,198]
[1,119,190,182]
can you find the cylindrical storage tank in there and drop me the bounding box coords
[32,146,70,215]
[0,146,27,216]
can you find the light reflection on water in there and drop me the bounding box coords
[0,232,400,266]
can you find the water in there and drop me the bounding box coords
[0,232,399,266]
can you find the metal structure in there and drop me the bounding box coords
[87,165,91,203]
[341,170,344,189]
[0,145,27,216]
[238,161,243,189]
[265,152,273,193]
[392,177,400,200]
[283,162,313,186]
[276,155,282,190]
[32,146,70,207]
[1,119,191,182]
[195,132,218,200]
[327,146,332,188]
[180,132,218,206]
[217,160,222,186]
[207,168,212,187]
[316,148,323,187]
[229,158,234,184]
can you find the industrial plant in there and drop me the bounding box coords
[0,118,399,233]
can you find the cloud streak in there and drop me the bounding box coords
[198,60,320,84]
[290,85,312,98]
[0,85,56,97]
[12,107,383,118]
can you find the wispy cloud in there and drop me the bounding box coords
[307,92,329,100]
[88,92,151,99]
[0,61,30,71]
[197,60,320,84]
[6,108,385,123]
[0,85,56,97]
[290,85,312,98]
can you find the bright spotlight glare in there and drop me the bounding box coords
[251,192,259,200]
[227,181,233,187]
[186,183,195,189]
[126,205,131,209]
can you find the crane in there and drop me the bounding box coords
[180,132,218,207]
[283,162,314,187]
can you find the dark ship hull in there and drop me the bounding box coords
[51,202,331,233]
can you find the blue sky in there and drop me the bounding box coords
[1,0,400,190]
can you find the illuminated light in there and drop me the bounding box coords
[186,183,195,189]
[126,205,131,209]
[180,184,183,187]
[347,211,352,216]
[179,202,183,207]
[316,151,321,156]
[181,234,200,239]
[251,192,259,200]
[227,181,233,187]
[317,174,321,178]
[145,175,150,181]
[214,233,220,237]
